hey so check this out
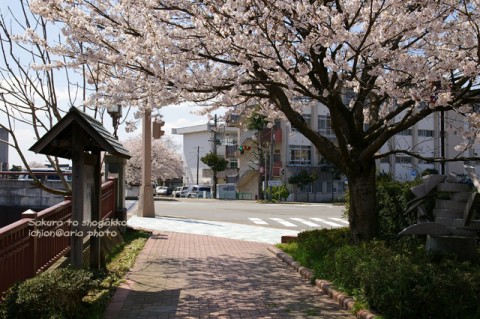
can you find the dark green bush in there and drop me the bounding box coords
[295,228,350,278]
[0,268,98,319]
[344,174,420,242]
[291,229,480,319]
[376,177,419,242]
[302,174,480,318]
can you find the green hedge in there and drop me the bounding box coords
[284,230,480,319]
[280,176,480,318]
[1,268,98,319]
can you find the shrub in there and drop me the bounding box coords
[344,175,420,241]
[0,268,98,319]
[295,228,351,278]
[376,178,419,242]
[289,229,480,319]
[265,185,290,201]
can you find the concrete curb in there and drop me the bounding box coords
[267,246,377,319]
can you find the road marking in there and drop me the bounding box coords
[291,204,334,208]
[330,218,349,225]
[310,218,343,227]
[249,218,268,225]
[290,218,320,227]
[270,218,297,227]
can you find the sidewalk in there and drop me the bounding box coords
[125,215,300,245]
[104,230,355,318]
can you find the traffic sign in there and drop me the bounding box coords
[268,180,283,186]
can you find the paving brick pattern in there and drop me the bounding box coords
[104,232,355,319]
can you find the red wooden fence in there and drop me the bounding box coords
[0,180,116,296]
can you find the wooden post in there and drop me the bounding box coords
[71,123,85,268]
[22,210,38,275]
[90,150,102,270]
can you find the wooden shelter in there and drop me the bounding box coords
[30,107,130,269]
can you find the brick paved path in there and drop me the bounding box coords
[104,232,355,319]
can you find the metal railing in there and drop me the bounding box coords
[0,179,116,296]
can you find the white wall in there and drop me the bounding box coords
[182,131,213,186]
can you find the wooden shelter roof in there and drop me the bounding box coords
[30,107,130,159]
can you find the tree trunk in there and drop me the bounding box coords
[347,159,378,243]
[213,172,217,198]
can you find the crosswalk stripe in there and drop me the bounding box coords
[269,218,297,227]
[249,218,268,225]
[330,218,349,225]
[290,218,320,227]
[310,218,343,227]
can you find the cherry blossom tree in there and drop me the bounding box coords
[0,1,123,195]
[29,0,480,241]
[123,135,183,186]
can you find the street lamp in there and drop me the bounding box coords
[153,115,165,139]
[107,104,122,139]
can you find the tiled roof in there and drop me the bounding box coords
[30,107,131,159]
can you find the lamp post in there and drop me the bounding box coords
[107,105,122,139]
[105,104,127,232]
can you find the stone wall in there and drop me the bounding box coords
[0,180,68,227]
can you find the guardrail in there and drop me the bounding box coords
[0,179,116,296]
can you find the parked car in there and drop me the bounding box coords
[173,186,188,198]
[184,185,212,198]
[152,184,158,196]
[156,186,169,196]
[165,186,174,196]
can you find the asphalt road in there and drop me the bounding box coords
[149,197,348,231]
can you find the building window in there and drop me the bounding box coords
[398,129,412,136]
[395,156,412,164]
[318,115,334,136]
[289,145,311,165]
[418,159,433,164]
[418,129,434,137]
[229,160,238,169]
[380,157,390,163]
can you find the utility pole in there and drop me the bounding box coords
[212,114,218,196]
[213,114,218,155]
[196,146,200,185]
[440,110,446,175]
[268,127,274,200]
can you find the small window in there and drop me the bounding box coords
[395,156,412,164]
[418,129,433,137]
[398,129,412,136]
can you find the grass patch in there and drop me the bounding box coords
[84,228,151,318]
[276,229,480,319]
[1,228,151,319]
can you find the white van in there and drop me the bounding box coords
[173,186,188,198]
[184,185,212,198]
